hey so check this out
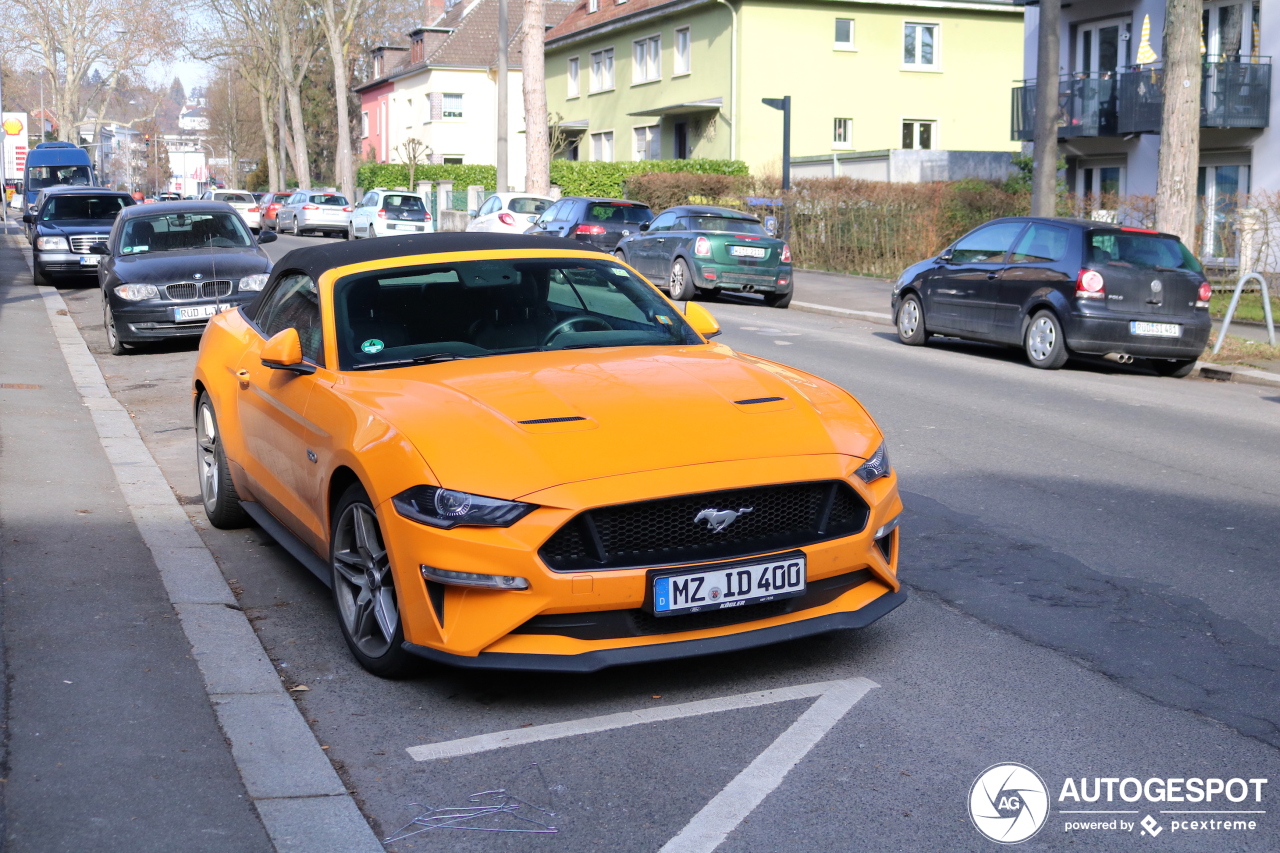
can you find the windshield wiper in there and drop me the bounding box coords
[351,352,474,371]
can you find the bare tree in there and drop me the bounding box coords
[522,0,550,194]
[274,0,322,187]
[1155,0,1203,244]
[394,137,429,187]
[310,0,376,201]
[1030,0,1060,216]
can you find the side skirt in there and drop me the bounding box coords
[240,500,332,588]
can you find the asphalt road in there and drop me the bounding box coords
[48,232,1280,851]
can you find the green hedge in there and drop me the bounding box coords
[355,163,498,191]
[549,159,749,199]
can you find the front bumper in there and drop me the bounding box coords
[694,261,792,294]
[1066,308,1211,359]
[36,251,100,275]
[112,297,255,341]
[378,455,903,669]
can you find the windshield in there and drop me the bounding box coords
[510,197,551,215]
[216,192,255,203]
[309,194,348,206]
[1089,230,1203,273]
[120,212,255,254]
[584,204,653,225]
[686,216,766,235]
[335,258,700,370]
[40,195,129,221]
[27,165,93,190]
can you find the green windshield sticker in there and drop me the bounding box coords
[361,339,384,354]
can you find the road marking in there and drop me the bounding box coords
[407,677,875,761]
[660,678,875,853]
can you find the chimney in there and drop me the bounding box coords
[425,0,447,25]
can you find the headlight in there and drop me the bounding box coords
[35,236,69,251]
[238,273,269,292]
[853,443,891,483]
[392,485,536,529]
[114,283,161,301]
[420,565,529,590]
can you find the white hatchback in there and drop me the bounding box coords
[347,189,434,238]
[200,189,261,230]
[467,192,555,233]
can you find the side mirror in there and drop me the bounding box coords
[261,328,316,374]
[256,230,278,244]
[639,221,651,232]
[682,301,721,339]
[89,242,109,255]
[938,247,954,262]
[22,213,33,224]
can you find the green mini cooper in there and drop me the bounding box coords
[615,205,794,308]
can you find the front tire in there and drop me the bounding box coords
[1151,358,1197,378]
[1025,310,1069,370]
[104,296,129,356]
[668,258,694,301]
[896,293,928,346]
[33,264,52,288]
[330,484,416,678]
[196,393,251,528]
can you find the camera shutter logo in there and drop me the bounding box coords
[969,763,1049,844]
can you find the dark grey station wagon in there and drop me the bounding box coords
[890,217,1212,376]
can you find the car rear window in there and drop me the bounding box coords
[40,195,130,221]
[510,197,551,215]
[383,194,425,211]
[216,193,255,203]
[684,216,766,235]
[309,194,349,206]
[584,204,653,225]
[1088,230,1203,273]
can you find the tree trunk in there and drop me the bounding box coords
[255,84,281,190]
[1155,0,1203,245]
[1030,0,1060,217]
[522,0,549,194]
[286,87,311,186]
[320,7,356,201]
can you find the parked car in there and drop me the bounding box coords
[96,201,277,355]
[22,142,95,220]
[158,192,182,202]
[276,190,352,237]
[24,186,134,286]
[891,217,1212,375]
[524,196,653,252]
[615,205,794,307]
[467,192,554,233]
[347,189,433,239]
[200,189,262,230]
[190,232,905,676]
[259,192,288,231]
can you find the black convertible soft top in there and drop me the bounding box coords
[268,232,603,284]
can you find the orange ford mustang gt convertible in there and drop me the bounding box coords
[192,233,904,676]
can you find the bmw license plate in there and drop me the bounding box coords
[730,245,767,258]
[1130,321,1182,338]
[174,304,230,322]
[652,555,806,616]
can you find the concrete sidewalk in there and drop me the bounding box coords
[0,233,273,850]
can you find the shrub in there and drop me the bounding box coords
[355,162,499,191]
[624,172,746,212]
[549,159,748,199]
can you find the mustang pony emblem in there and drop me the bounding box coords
[694,507,754,533]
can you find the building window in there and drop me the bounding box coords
[904,22,938,67]
[590,48,615,92]
[443,93,463,119]
[443,156,463,165]
[633,35,661,84]
[568,56,580,98]
[833,118,852,148]
[902,120,935,149]
[675,27,691,75]
[588,0,599,12]
[634,125,659,160]
[361,111,369,138]
[591,130,614,162]
[835,18,855,50]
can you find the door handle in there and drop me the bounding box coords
[657,238,665,242]
[236,369,250,389]
[986,272,1000,280]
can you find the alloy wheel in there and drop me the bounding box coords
[196,402,219,510]
[669,261,685,293]
[332,503,399,658]
[1027,315,1057,361]
[898,299,920,338]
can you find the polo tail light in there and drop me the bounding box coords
[1197,281,1212,307]
[694,236,712,256]
[781,243,792,263]
[498,212,516,226]
[574,224,607,235]
[1076,268,1106,300]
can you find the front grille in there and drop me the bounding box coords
[69,235,109,253]
[165,280,233,300]
[539,480,870,572]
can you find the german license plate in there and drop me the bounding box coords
[386,224,423,232]
[174,304,229,322]
[79,255,98,266]
[730,245,767,258]
[652,555,806,616]
[1130,321,1181,338]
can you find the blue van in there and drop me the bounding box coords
[23,142,96,214]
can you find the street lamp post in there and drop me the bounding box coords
[761,96,792,190]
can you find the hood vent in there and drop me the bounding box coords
[734,396,786,405]
[518,416,587,425]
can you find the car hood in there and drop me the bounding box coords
[37,220,119,237]
[340,346,882,500]
[113,248,271,283]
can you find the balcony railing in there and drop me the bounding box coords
[1011,57,1271,141]
[1117,57,1271,133]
